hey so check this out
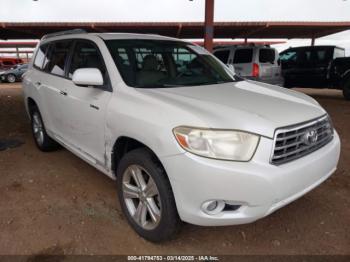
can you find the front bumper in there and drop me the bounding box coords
[161,131,340,226]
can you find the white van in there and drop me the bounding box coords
[214,45,283,85]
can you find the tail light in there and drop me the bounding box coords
[252,63,259,77]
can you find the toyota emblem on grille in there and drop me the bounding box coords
[303,129,318,146]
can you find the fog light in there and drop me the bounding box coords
[207,201,218,211]
[202,200,225,215]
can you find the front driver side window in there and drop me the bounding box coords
[68,41,106,80]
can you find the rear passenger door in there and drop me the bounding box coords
[288,49,313,87]
[309,48,332,87]
[62,40,112,166]
[232,48,253,77]
[33,40,73,138]
[258,48,281,83]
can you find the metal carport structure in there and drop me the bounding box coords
[1,21,350,42]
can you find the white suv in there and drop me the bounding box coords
[23,30,340,242]
[214,45,283,85]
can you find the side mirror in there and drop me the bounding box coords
[226,64,235,75]
[72,68,104,87]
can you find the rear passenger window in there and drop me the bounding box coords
[68,41,106,79]
[34,44,49,69]
[259,49,275,63]
[214,50,230,63]
[43,41,72,76]
[233,49,253,64]
[314,50,327,63]
[296,50,312,64]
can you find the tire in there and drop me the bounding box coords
[342,77,350,100]
[116,148,181,242]
[6,74,16,83]
[30,106,60,152]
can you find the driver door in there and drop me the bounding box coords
[61,40,112,166]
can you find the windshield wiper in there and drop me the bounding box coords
[135,84,183,89]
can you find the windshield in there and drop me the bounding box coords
[105,39,239,88]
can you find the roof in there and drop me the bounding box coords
[97,33,181,41]
[0,41,38,48]
[280,45,345,52]
[1,21,350,39]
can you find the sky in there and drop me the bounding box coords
[1,0,350,54]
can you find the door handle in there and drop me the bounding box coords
[60,91,67,96]
[90,104,99,110]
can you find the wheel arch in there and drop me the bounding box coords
[27,97,38,118]
[111,136,167,178]
[26,97,39,118]
[341,71,350,85]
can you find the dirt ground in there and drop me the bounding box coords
[0,83,349,256]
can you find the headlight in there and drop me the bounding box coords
[173,126,260,161]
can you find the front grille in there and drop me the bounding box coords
[271,115,334,165]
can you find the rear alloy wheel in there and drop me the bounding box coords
[117,148,180,242]
[30,107,59,152]
[6,74,16,83]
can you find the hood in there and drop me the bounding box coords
[137,80,326,138]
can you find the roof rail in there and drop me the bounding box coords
[41,29,87,40]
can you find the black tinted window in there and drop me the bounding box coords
[313,50,327,63]
[43,41,72,76]
[279,50,297,62]
[233,49,253,63]
[34,44,49,69]
[259,49,275,63]
[68,41,105,79]
[296,50,312,64]
[214,50,230,63]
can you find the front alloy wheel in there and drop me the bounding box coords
[117,148,180,242]
[122,165,161,230]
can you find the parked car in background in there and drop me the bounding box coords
[0,58,23,71]
[23,30,340,242]
[280,45,345,88]
[213,45,283,85]
[0,64,28,83]
[279,45,350,100]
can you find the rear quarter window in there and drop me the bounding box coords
[259,49,275,63]
[34,44,49,69]
[334,48,345,59]
[233,49,253,64]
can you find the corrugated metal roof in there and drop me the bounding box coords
[1,21,350,39]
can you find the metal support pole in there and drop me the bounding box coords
[16,46,20,59]
[204,0,214,52]
[311,37,315,46]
